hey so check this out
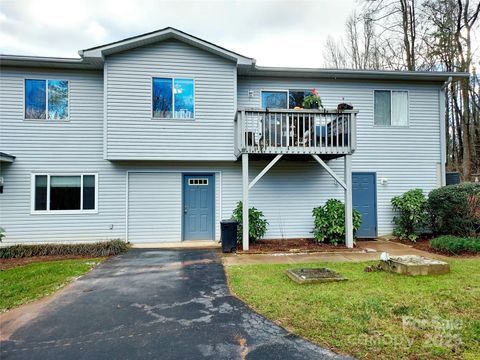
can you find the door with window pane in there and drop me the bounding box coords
[183,174,215,240]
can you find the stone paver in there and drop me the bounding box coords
[0,249,349,360]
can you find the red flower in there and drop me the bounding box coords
[311,88,319,96]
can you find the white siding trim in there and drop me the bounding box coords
[439,88,446,186]
[103,62,108,159]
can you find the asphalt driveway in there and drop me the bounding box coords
[1,249,349,359]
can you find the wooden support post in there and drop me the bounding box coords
[242,153,249,251]
[344,154,353,248]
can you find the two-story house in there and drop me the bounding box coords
[0,28,467,250]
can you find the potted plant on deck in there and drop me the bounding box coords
[302,88,323,110]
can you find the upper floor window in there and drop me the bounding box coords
[374,90,408,126]
[262,91,287,109]
[288,89,313,109]
[33,174,97,213]
[25,79,69,120]
[152,77,194,119]
[261,89,315,109]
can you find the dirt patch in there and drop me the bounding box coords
[0,255,101,270]
[391,237,480,258]
[236,238,357,254]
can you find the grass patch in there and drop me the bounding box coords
[226,260,480,360]
[0,258,103,312]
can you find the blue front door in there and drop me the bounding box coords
[183,174,215,240]
[352,172,377,238]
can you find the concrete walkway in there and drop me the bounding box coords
[222,239,448,266]
[0,249,348,360]
[131,240,220,249]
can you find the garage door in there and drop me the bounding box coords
[127,172,182,243]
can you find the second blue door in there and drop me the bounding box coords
[352,172,377,238]
[183,174,215,240]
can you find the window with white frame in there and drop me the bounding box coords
[152,77,194,119]
[25,79,69,119]
[33,174,97,212]
[374,90,408,126]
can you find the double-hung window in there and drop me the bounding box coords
[374,90,408,126]
[152,77,194,119]
[33,174,97,213]
[25,79,69,119]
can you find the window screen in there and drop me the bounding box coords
[374,90,391,125]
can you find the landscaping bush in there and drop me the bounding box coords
[0,239,129,259]
[391,189,429,242]
[428,183,480,236]
[430,235,480,254]
[312,199,362,245]
[232,201,268,244]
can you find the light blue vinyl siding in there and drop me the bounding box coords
[0,47,443,243]
[237,77,442,235]
[105,39,237,160]
[0,67,127,243]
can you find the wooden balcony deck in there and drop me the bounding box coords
[235,108,358,158]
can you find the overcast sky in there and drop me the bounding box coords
[0,0,358,67]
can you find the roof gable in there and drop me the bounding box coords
[80,27,254,66]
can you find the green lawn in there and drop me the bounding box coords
[226,259,480,360]
[0,258,102,312]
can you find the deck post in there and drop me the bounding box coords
[242,153,249,251]
[344,154,353,248]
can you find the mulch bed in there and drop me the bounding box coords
[236,238,358,254]
[391,236,479,258]
[0,255,100,270]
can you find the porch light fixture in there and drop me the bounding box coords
[380,178,388,185]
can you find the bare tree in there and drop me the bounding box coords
[323,0,480,180]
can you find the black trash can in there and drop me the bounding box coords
[221,219,238,253]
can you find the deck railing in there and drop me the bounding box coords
[235,108,357,156]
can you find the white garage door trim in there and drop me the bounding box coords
[125,170,222,243]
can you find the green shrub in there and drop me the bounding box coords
[430,235,480,254]
[391,189,428,242]
[428,183,480,236]
[232,201,268,244]
[312,199,362,245]
[0,239,129,259]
